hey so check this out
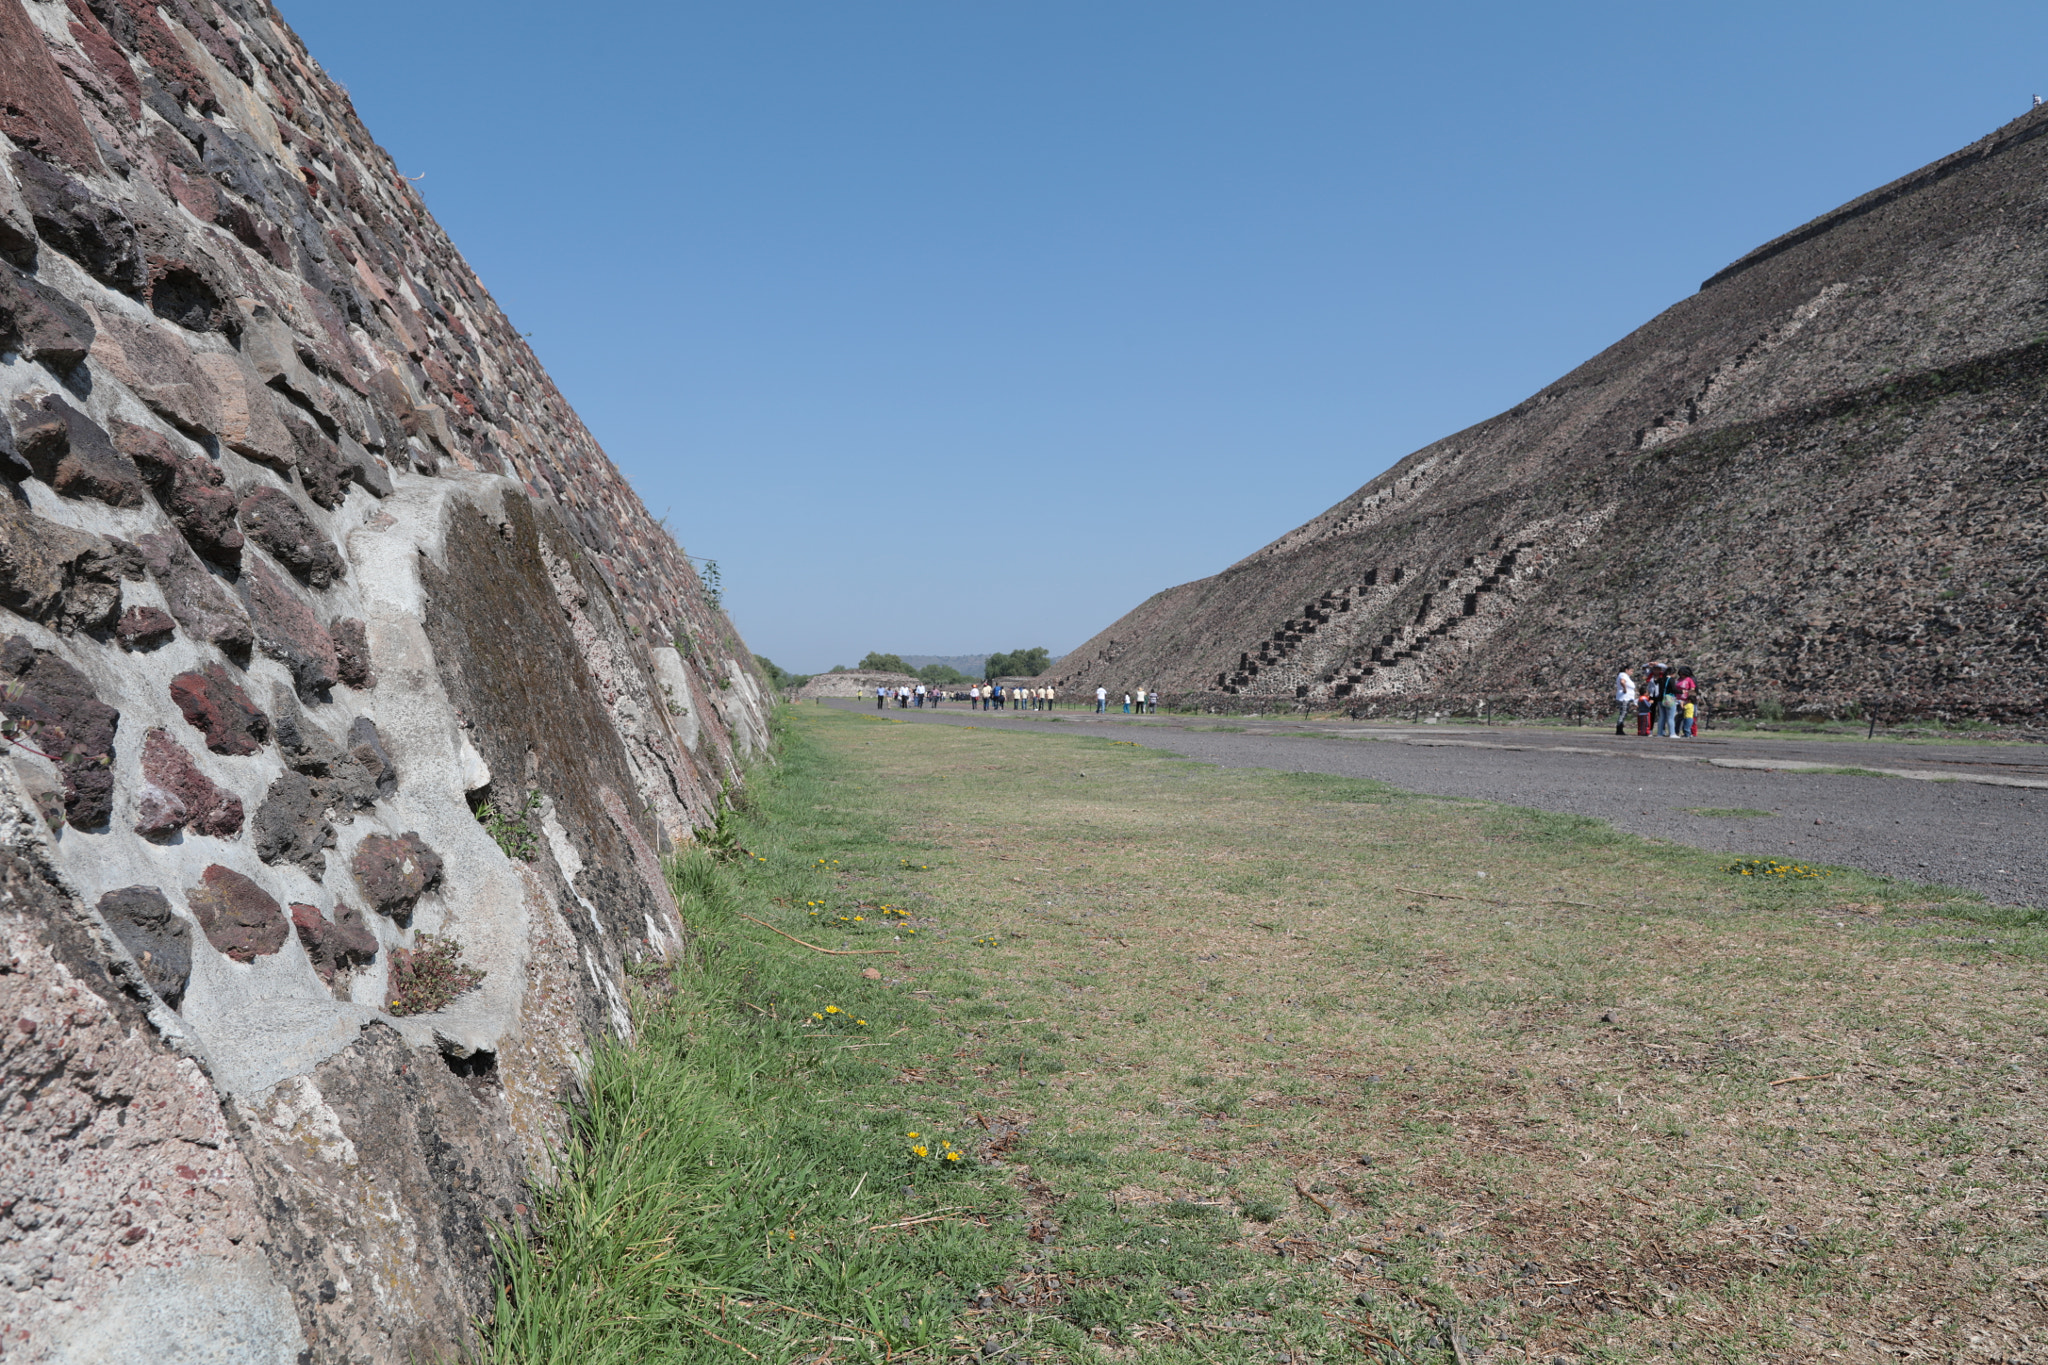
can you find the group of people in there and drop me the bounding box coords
[873,683,1061,710]
[1093,687,1157,714]
[1614,663,1700,737]
[869,683,1164,714]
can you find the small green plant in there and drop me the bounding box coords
[1756,697,1786,721]
[802,1003,871,1030]
[386,933,486,1016]
[904,1130,970,1170]
[1238,1195,1284,1223]
[701,793,749,862]
[475,789,542,860]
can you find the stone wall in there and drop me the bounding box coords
[0,0,769,1358]
[793,669,920,700]
[1049,109,2048,726]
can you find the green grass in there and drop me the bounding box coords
[487,716,1024,1363]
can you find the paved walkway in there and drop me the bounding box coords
[819,700,2048,909]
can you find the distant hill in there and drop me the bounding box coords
[1049,107,2048,726]
[894,653,1068,676]
[899,655,991,675]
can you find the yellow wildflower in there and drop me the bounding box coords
[825,1005,841,1014]
[912,1145,928,1158]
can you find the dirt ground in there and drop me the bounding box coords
[798,706,2047,1363]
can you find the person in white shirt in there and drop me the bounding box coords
[1613,667,1636,736]
[1095,686,1108,713]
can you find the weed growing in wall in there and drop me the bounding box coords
[475,789,542,861]
[387,933,485,1016]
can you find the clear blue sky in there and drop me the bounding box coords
[287,1,2048,674]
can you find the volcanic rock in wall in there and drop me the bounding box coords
[0,0,771,1359]
[1053,110,2048,726]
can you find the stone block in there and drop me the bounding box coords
[0,495,128,634]
[7,392,146,507]
[238,557,338,697]
[9,151,141,293]
[116,604,177,651]
[231,300,325,413]
[236,485,342,587]
[95,885,192,1006]
[114,419,243,564]
[0,155,33,268]
[341,434,392,498]
[0,263,94,368]
[346,716,396,800]
[168,661,267,756]
[135,726,242,839]
[137,530,252,653]
[350,832,442,920]
[186,865,288,963]
[330,617,374,688]
[252,770,335,873]
[0,11,105,173]
[192,350,298,471]
[280,408,350,510]
[290,901,378,984]
[0,634,119,829]
[147,256,229,333]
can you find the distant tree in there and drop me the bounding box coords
[917,663,969,685]
[858,652,911,675]
[984,647,1051,679]
[754,655,810,691]
[828,665,850,673]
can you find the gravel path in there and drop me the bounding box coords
[819,701,2048,909]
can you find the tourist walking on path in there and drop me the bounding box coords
[1614,667,1636,735]
[1147,690,1158,714]
[1096,687,1108,713]
[876,685,887,711]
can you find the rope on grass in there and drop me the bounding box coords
[737,914,902,956]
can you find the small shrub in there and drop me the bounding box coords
[1238,1195,1284,1223]
[475,789,542,861]
[1756,697,1786,721]
[387,933,485,1015]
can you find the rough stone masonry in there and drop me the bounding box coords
[1050,108,2048,726]
[0,0,771,1359]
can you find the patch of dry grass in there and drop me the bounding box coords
[796,707,2047,1362]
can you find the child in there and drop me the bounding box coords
[1679,696,1695,738]
[1636,692,1653,736]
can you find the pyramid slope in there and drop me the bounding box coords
[1049,109,2048,723]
